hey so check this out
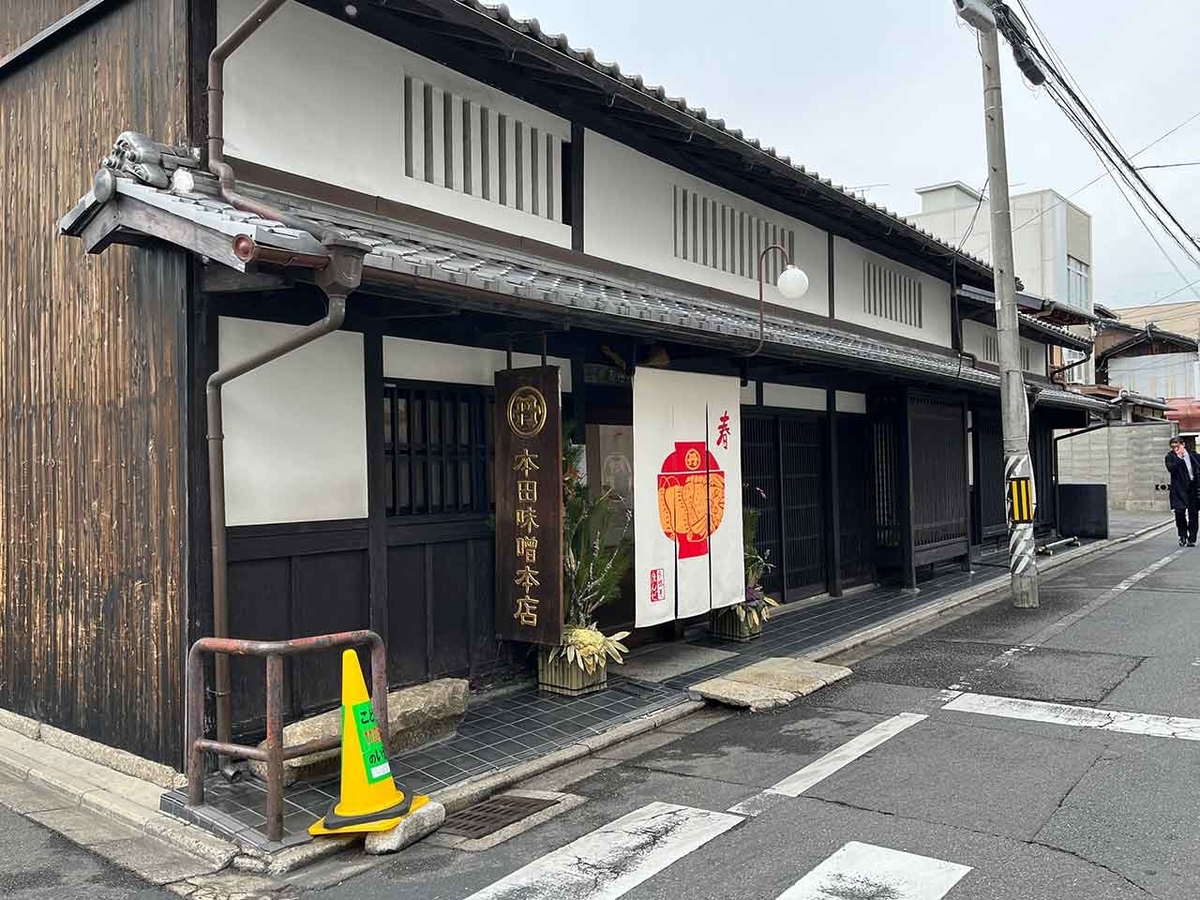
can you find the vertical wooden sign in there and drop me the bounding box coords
[494,367,563,645]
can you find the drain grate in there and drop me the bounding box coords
[441,794,560,839]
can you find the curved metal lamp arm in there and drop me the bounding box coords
[746,243,792,358]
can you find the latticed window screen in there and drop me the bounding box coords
[672,186,796,284]
[863,259,923,328]
[400,72,563,222]
[383,382,494,517]
[983,334,1033,370]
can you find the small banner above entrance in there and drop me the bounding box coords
[495,367,563,646]
[633,368,744,628]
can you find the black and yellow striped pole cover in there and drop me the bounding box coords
[1008,477,1035,524]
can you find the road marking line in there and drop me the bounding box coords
[776,841,972,900]
[948,549,1186,694]
[943,692,1200,740]
[728,713,926,816]
[461,801,741,900]
[1020,549,1185,648]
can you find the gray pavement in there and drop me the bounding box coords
[0,795,172,899]
[3,524,1196,899]
[326,527,1194,899]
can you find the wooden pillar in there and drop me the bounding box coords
[961,395,974,572]
[899,390,918,591]
[363,329,389,659]
[825,387,843,598]
[776,415,789,604]
[570,123,585,253]
[570,345,587,444]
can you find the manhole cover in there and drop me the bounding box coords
[441,794,559,839]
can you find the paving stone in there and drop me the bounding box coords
[722,658,852,696]
[363,800,446,855]
[687,677,794,711]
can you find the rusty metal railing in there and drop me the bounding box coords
[186,630,387,842]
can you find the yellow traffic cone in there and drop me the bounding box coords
[309,649,429,836]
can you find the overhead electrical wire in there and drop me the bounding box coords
[1010,108,1200,234]
[997,1,1200,302]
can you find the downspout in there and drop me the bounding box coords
[207,0,319,236]
[207,246,364,774]
[1049,347,1092,387]
[202,0,368,769]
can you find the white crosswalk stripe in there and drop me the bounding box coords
[729,713,926,817]
[776,841,972,900]
[943,692,1200,740]
[460,801,742,900]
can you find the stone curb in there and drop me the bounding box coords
[0,733,236,871]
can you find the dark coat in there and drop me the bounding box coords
[1164,450,1200,510]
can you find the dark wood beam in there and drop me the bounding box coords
[363,328,389,649]
[570,122,584,252]
[825,387,842,598]
[900,390,917,591]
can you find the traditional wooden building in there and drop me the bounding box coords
[5,0,1105,767]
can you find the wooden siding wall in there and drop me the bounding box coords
[0,0,91,56]
[0,0,190,764]
[223,519,517,737]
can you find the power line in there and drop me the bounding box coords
[998,2,1200,304]
[1136,162,1200,171]
[1010,107,1200,234]
[1038,58,1200,265]
[956,176,989,252]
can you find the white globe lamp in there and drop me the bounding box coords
[777,264,809,301]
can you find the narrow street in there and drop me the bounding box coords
[308,527,1196,900]
[4,526,1198,898]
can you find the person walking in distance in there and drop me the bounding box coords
[1165,437,1200,547]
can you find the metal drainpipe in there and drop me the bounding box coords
[1049,348,1092,386]
[207,293,344,773]
[207,0,319,235]
[205,242,363,774]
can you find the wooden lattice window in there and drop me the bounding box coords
[383,381,494,517]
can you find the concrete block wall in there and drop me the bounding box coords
[1057,423,1174,512]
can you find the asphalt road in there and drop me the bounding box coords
[4,528,1197,899]
[0,801,172,899]
[326,530,1198,900]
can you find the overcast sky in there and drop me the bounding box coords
[507,0,1200,310]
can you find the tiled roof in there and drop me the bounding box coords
[445,0,993,276]
[61,173,1109,415]
[1016,313,1092,351]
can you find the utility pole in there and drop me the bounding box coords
[956,0,1040,607]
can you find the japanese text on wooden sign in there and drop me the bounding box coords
[495,367,563,645]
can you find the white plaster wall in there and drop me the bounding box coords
[906,206,992,263]
[910,189,1085,310]
[220,318,367,526]
[834,237,953,347]
[961,320,1047,376]
[582,130,829,315]
[761,383,825,411]
[382,337,572,392]
[218,0,571,246]
[836,391,867,414]
[1110,353,1194,399]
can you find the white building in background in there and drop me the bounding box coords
[908,182,1095,383]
